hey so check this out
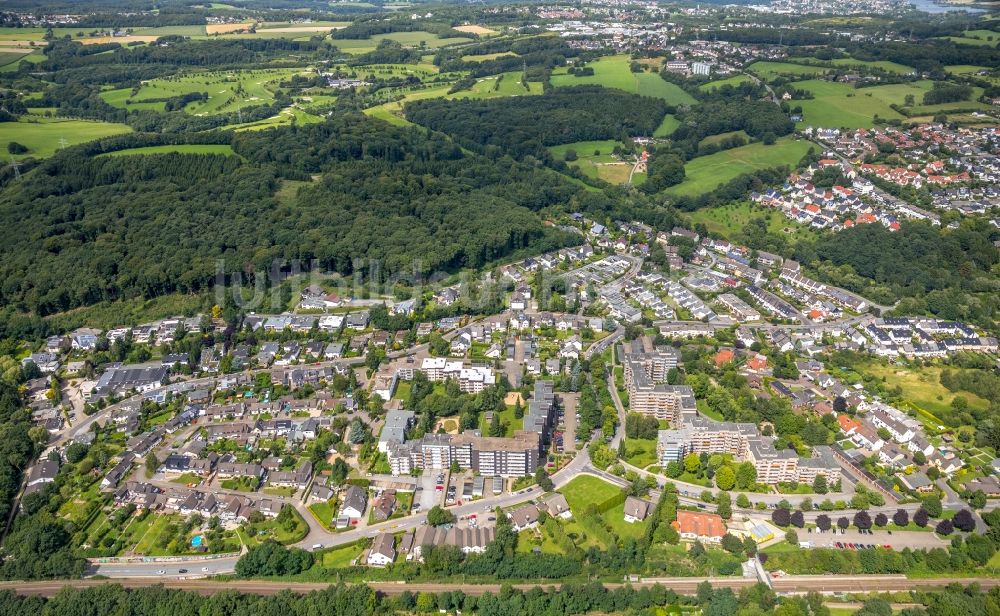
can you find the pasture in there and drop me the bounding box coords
[4,116,132,159]
[550,55,697,106]
[686,201,816,243]
[654,114,681,137]
[791,79,906,128]
[666,138,812,197]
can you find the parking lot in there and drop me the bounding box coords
[804,527,949,550]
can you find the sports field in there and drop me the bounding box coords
[550,55,697,106]
[4,116,132,159]
[666,138,812,197]
[100,68,310,115]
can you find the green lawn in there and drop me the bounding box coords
[478,404,524,438]
[170,473,203,485]
[319,542,364,567]
[5,115,132,160]
[623,438,658,469]
[231,106,323,131]
[550,55,697,106]
[308,501,336,531]
[101,144,235,157]
[665,138,812,197]
[560,475,624,513]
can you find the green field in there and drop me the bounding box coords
[859,362,990,419]
[687,201,816,243]
[623,438,658,468]
[332,31,472,54]
[4,116,132,159]
[548,140,636,185]
[319,542,364,567]
[101,68,310,115]
[560,475,623,513]
[654,114,681,137]
[698,75,753,91]
[463,51,517,62]
[791,79,908,128]
[938,30,999,47]
[666,137,812,197]
[451,71,542,100]
[101,144,236,157]
[232,106,323,131]
[0,50,43,73]
[827,58,915,74]
[748,61,831,79]
[550,55,697,106]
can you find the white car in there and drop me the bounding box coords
[157,570,166,575]
[201,567,209,572]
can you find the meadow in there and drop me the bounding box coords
[827,58,915,74]
[549,140,634,184]
[5,115,132,159]
[791,79,908,128]
[686,201,816,243]
[857,362,990,420]
[654,114,681,137]
[748,61,831,80]
[550,55,697,106]
[451,71,542,100]
[100,144,236,157]
[666,138,812,197]
[698,75,753,92]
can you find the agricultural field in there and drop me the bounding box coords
[666,137,813,197]
[463,51,517,62]
[550,55,697,106]
[4,115,132,159]
[698,75,753,92]
[100,144,236,157]
[791,79,907,128]
[0,50,43,73]
[332,31,473,55]
[100,68,310,115]
[452,25,498,36]
[549,140,635,185]
[937,30,999,47]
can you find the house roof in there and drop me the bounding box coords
[674,510,726,538]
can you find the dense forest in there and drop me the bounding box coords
[405,87,669,160]
[0,116,585,316]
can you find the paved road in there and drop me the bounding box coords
[91,556,240,578]
[4,575,998,598]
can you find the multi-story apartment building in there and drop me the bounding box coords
[658,415,841,485]
[419,357,496,393]
[622,340,694,422]
[387,382,555,477]
[716,293,761,322]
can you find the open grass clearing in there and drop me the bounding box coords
[698,75,753,91]
[748,61,831,79]
[686,201,817,243]
[550,55,697,106]
[623,438,658,468]
[100,144,235,157]
[4,115,132,160]
[654,114,681,137]
[665,137,812,197]
[858,361,990,419]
